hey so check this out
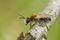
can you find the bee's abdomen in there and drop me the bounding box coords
[39,17,51,22]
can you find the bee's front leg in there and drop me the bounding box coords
[30,21,32,28]
[30,21,36,28]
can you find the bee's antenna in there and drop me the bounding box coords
[18,14,25,19]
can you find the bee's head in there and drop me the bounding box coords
[25,17,30,25]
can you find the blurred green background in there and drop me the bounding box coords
[0,0,60,40]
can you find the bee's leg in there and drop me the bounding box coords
[44,23,49,31]
[30,21,34,28]
[38,20,42,26]
[33,21,37,26]
[30,22,32,28]
[41,21,45,27]
[38,21,41,26]
[39,21,44,27]
[30,21,36,28]
[43,34,47,40]
[41,22,44,27]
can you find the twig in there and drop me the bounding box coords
[17,0,60,40]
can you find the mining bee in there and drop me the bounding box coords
[19,14,51,29]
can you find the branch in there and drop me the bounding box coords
[17,0,60,40]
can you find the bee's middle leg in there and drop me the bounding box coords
[30,22,32,28]
[30,22,36,28]
[38,21,44,27]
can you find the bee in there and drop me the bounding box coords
[19,14,51,29]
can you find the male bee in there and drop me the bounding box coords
[19,14,51,29]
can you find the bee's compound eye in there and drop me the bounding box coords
[26,18,30,25]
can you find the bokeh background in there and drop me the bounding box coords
[0,0,60,40]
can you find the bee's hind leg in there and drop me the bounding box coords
[39,21,49,30]
[43,23,49,31]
